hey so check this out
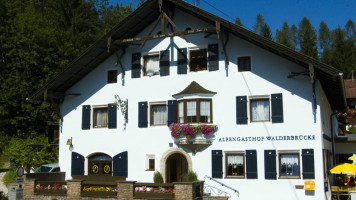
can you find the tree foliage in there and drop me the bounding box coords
[298,17,319,59]
[0,0,132,168]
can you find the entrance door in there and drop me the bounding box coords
[166,153,188,183]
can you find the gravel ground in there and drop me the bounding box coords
[0,171,8,196]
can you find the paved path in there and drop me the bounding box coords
[0,171,8,196]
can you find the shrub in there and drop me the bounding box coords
[3,166,16,187]
[153,171,163,183]
[186,170,198,182]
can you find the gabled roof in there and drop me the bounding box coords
[172,81,216,98]
[30,0,346,110]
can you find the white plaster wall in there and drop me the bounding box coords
[58,8,333,200]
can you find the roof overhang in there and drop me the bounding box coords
[30,0,346,111]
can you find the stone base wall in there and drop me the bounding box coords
[23,177,204,200]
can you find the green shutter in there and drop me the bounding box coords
[160,50,170,76]
[246,150,257,179]
[264,150,277,180]
[271,93,283,123]
[82,105,91,130]
[302,149,315,179]
[236,96,248,124]
[71,152,84,176]
[208,44,219,71]
[138,102,148,128]
[108,104,117,129]
[132,53,141,78]
[167,100,177,126]
[113,151,128,177]
[177,48,187,74]
[212,150,223,178]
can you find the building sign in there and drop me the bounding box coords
[218,134,315,142]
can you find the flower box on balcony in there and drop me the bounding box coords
[34,189,67,195]
[135,192,174,199]
[81,191,117,197]
[169,123,217,154]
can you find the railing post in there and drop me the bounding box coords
[22,177,35,198]
[117,181,136,200]
[174,182,203,200]
[67,179,82,199]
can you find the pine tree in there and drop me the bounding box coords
[253,13,265,34]
[318,21,332,64]
[298,17,318,59]
[261,23,272,39]
[235,16,242,26]
[275,21,295,49]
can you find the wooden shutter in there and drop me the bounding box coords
[208,44,219,71]
[236,96,248,124]
[246,150,257,179]
[212,150,223,178]
[302,149,315,179]
[131,53,141,78]
[160,50,170,76]
[271,93,283,123]
[167,100,177,126]
[71,152,84,176]
[113,151,128,177]
[264,150,277,180]
[82,105,91,130]
[177,48,187,74]
[108,104,117,129]
[138,102,148,128]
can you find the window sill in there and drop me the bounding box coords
[145,169,155,171]
[224,176,245,179]
[278,176,300,179]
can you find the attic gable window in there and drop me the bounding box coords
[238,56,251,72]
[190,49,207,72]
[144,54,160,76]
[107,70,117,83]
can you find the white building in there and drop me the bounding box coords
[31,0,346,199]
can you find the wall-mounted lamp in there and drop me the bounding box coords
[66,137,73,151]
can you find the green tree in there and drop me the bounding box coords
[345,19,356,41]
[275,21,295,49]
[329,27,355,78]
[318,20,332,64]
[253,13,265,34]
[235,16,242,26]
[298,17,318,59]
[290,24,299,49]
[261,23,272,39]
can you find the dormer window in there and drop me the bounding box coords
[144,54,160,76]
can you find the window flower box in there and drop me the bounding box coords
[169,123,217,154]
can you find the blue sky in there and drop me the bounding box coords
[110,0,356,36]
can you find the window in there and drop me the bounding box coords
[144,54,160,76]
[146,154,155,171]
[279,153,300,179]
[150,104,167,126]
[226,153,245,178]
[88,153,112,176]
[250,98,270,122]
[93,107,108,128]
[238,56,251,72]
[190,49,207,72]
[107,70,117,83]
[178,99,212,123]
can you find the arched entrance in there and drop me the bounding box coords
[166,153,188,182]
[160,148,192,183]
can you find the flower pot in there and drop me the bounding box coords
[186,135,192,140]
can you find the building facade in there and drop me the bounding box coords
[31,0,346,199]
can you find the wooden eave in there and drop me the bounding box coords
[30,0,346,111]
